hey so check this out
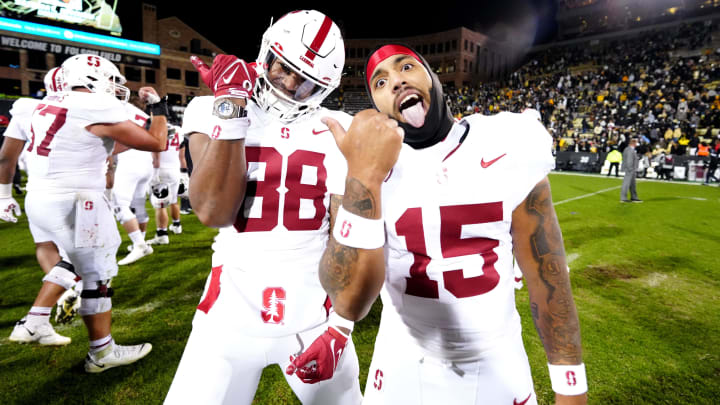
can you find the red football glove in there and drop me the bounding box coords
[190,54,258,99]
[285,326,349,384]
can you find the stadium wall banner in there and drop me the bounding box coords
[0,16,160,55]
[554,152,711,175]
[555,152,606,173]
[0,34,159,68]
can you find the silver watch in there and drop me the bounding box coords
[213,98,247,119]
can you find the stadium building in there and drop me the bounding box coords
[0,1,218,115]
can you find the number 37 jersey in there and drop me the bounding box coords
[380,112,555,361]
[24,92,126,194]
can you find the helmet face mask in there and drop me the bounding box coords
[61,54,130,103]
[253,10,344,123]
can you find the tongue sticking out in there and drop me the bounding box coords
[401,102,426,128]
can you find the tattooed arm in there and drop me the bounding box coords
[319,181,386,321]
[319,110,403,321]
[511,176,586,405]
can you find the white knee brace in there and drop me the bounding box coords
[114,205,136,224]
[42,261,78,290]
[132,197,149,223]
[79,280,114,316]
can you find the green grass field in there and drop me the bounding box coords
[1,173,719,404]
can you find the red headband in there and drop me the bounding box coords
[366,45,422,87]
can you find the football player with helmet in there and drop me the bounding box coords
[3,54,167,372]
[112,95,156,265]
[318,44,587,405]
[164,10,362,405]
[1,67,83,332]
[146,123,184,245]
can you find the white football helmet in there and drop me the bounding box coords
[61,54,130,102]
[43,67,65,95]
[254,10,344,123]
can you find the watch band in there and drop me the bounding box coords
[213,98,247,119]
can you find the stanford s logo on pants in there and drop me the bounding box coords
[261,287,286,324]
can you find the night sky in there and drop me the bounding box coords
[122,0,558,59]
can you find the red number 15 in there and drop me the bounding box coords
[395,202,502,299]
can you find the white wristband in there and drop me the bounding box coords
[0,183,11,199]
[332,205,385,249]
[328,311,354,337]
[209,116,250,140]
[548,363,587,396]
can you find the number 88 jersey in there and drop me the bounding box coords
[380,112,555,361]
[181,96,349,272]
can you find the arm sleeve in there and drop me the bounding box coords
[4,117,28,141]
[507,113,555,210]
[5,98,38,141]
[180,96,214,137]
[73,94,128,127]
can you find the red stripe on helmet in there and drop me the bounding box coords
[50,67,60,92]
[366,45,422,87]
[304,15,333,61]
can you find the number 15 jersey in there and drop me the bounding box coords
[381,112,555,361]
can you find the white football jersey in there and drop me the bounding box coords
[4,98,40,141]
[380,112,555,361]
[157,124,182,169]
[24,92,126,194]
[115,104,153,168]
[182,96,350,335]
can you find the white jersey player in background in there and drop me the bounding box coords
[0,67,82,328]
[112,99,155,265]
[146,123,184,245]
[2,54,167,372]
[165,10,361,405]
[318,44,587,404]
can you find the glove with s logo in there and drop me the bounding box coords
[285,312,354,384]
[0,183,21,223]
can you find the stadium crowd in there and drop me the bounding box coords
[444,20,720,164]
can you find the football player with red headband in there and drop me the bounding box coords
[164,10,362,405]
[319,44,587,404]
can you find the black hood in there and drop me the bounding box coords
[364,44,454,150]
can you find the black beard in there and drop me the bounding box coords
[365,45,454,150]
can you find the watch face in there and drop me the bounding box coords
[218,101,234,117]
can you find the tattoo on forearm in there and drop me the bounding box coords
[320,180,379,303]
[343,178,376,217]
[320,238,358,299]
[525,180,582,364]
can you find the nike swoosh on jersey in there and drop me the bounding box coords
[312,128,329,135]
[480,153,507,168]
[514,393,532,405]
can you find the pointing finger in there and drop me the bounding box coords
[190,55,212,88]
[321,117,347,147]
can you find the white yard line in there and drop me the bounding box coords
[554,186,621,205]
[550,171,710,186]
